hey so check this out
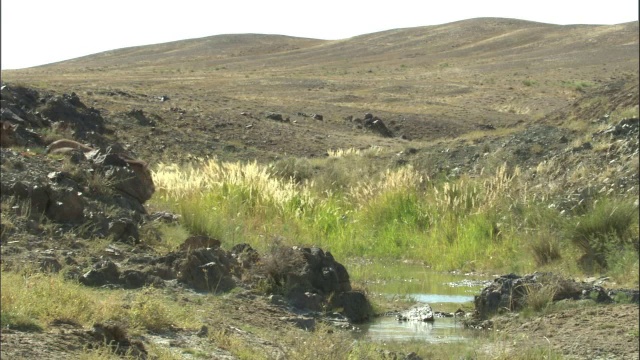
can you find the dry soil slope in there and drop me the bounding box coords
[44,34,325,69]
[37,18,639,74]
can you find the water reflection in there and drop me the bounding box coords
[410,293,474,303]
[348,261,491,297]
[357,316,467,342]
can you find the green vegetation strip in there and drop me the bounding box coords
[151,155,639,284]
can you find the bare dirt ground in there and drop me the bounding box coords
[487,304,640,360]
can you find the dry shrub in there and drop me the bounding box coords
[524,283,557,312]
[571,199,638,270]
[269,157,314,183]
[253,238,306,294]
[528,230,562,266]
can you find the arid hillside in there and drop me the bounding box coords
[2,17,638,164]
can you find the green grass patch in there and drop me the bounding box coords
[0,269,201,333]
[151,157,639,281]
[560,80,594,92]
[569,198,639,272]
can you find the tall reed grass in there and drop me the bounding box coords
[151,155,638,279]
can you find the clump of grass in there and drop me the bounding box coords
[560,80,593,92]
[269,156,314,183]
[282,323,357,359]
[138,221,190,253]
[609,105,639,122]
[151,155,637,279]
[570,198,639,270]
[127,288,177,332]
[604,244,640,287]
[0,312,43,332]
[208,327,273,359]
[252,239,306,295]
[523,283,557,313]
[528,230,563,266]
[491,346,564,360]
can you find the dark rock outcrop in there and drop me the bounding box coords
[294,246,351,294]
[261,246,372,322]
[265,112,284,121]
[363,114,393,137]
[175,247,236,292]
[473,272,638,319]
[80,260,121,287]
[332,291,373,323]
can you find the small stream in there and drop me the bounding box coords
[349,261,492,342]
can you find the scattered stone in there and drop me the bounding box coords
[230,243,260,268]
[332,291,373,323]
[377,349,423,360]
[149,211,180,223]
[38,256,62,273]
[196,325,209,337]
[363,115,393,137]
[46,187,85,223]
[107,219,140,244]
[126,109,156,126]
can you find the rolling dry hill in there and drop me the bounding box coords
[2,17,638,164]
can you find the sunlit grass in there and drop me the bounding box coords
[151,155,639,281]
[0,269,200,333]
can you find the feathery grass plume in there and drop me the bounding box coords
[268,156,313,183]
[326,146,382,158]
[432,179,480,214]
[481,162,521,210]
[150,153,636,280]
[348,165,425,206]
[327,147,363,158]
[154,157,316,217]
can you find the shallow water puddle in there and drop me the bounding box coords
[348,261,491,342]
[357,316,468,342]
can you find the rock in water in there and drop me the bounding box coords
[397,304,434,322]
